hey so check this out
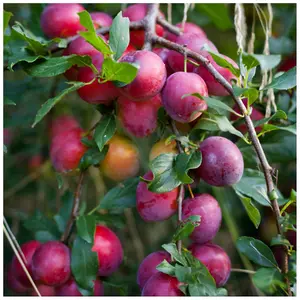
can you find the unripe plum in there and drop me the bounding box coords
[49,115,80,138]
[40,4,85,38]
[162,72,208,123]
[123,4,164,48]
[167,33,218,72]
[117,94,161,137]
[77,54,120,105]
[166,22,207,42]
[230,98,264,133]
[100,134,140,182]
[189,243,231,287]
[50,127,87,173]
[11,240,41,287]
[152,47,173,76]
[136,171,178,222]
[196,136,244,186]
[31,241,71,286]
[119,50,167,101]
[142,272,183,296]
[7,264,30,294]
[56,277,104,296]
[92,225,123,276]
[137,251,171,289]
[194,54,238,96]
[182,194,222,244]
[149,139,178,161]
[30,284,56,296]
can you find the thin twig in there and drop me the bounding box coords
[60,172,85,243]
[157,16,181,36]
[231,268,256,275]
[176,185,185,254]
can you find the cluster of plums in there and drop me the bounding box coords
[6,225,123,296]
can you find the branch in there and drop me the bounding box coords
[143,4,159,50]
[176,185,185,254]
[61,171,85,243]
[157,16,181,36]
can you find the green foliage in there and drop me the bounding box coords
[76,215,97,243]
[79,146,108,171]
[4,10,13,33]
[264,67,296,90]
[232,86,259,105]
[172,215,201,242]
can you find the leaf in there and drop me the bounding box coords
[196,4,232,30]
[156,259,176,276]
[236,236,278,267]
[172,215,201,242]
[4,97,16,106]
[94,114,116,152]
[270,235,291,247]
[76,215,97,244]
[53,191,73,233]
[188,283,227,296]
[233,169,271,206]
[4,145,7,153]
[162,243,187,266]
[4,10,13,32]
[101,58,138,84]
[252,268,285,295]
[232,86,259,105]
[78,11,112,55]
[32,81,86,128]
[259,123,296,136]
[236,191,261,229]
[79,146,108,170]
[263,67,296,90]
[55,173,64,189]
[25,55,93,77]
[242,53,281,71]
[71,236,99,291]
[253,110,287,128]
[99,177,139,212]
[109,12,130,60]
[212,115,245,139]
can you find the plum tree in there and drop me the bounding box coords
[142,272,184,296]
[189,243,231,287]
[167,33,218,72]
[166,22,207,42]
[182,194,222,244]
[123,4,164,48]
[136,171,178,222]
[40,4,85,38]
[77,54,120,105]
[50,127,87,173]
[196,136,244,186]
[30,285,56,296]
[92,225,123,277]
[11,240,41,287]
[162,72,208,123]
[137,251,171,289]
[194,54,238,96]
[119,50,167,101]
[149,139,178,161]
[31,241,71,286]
[100,134,140,182]
[117,94,161,137]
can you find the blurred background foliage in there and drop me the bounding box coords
[3,3,296,296]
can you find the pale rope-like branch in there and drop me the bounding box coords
[181,3,191,31]
[167,3,172,24]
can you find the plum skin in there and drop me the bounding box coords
[49,115,80,138]
[40,4,85,38]
[117,94,161,137]
[120,50,167,101]
[6,263,31,294]
[182,194,222,244]
[142,272,184,296]
[136,171,178,222]
[137,251,171,289]
[166,22,207,42]
[92,225,123,277]
[162,72,208,123]
[189,243,231,287]
[31,241,71,286]
[30,285,56,296]
[196,136,244,186]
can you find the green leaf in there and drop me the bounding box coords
[196,4,232,30]
[4,97,16,106]
[236,191,261,229]
[4,10,13,33]
[236,236,278,268]
[172,215,201,242]
[101,58,138,84]
[242,53,281,71]
[78,11,112,56]
[94,114,116,152]
[212,115,245,139]
[55,173,64,189]
[79,146,108,170]
[232,86,259,105]
[81,137,97,148]
[263,67,296,90]
[162,243,187,266]
[32,81,86,128]
[71,236,99,291]
[253,110,287,128]
[259,123,296,136]
[156,259,176,276]
[188,283,227,296]
[76,215,97,244]
[99,177,139,212]
[270,235,291,247]
[252,268,285,295]
[25,55,93,77]
[109,12,130,60]
[4,145,7,153]
[95,214,125,229]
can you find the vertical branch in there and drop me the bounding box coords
[143,4,159,51]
